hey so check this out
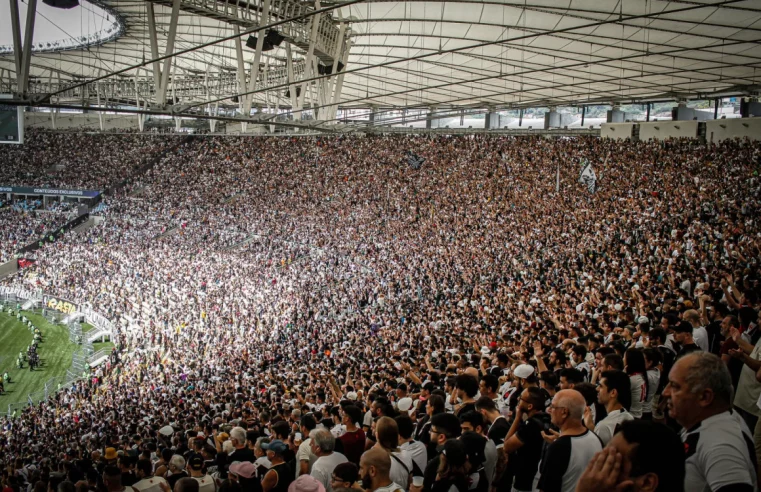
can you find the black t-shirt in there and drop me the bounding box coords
[167,471,188,490]
[512,413,551,491]
[121,472,137,487]
[228,447,255,464]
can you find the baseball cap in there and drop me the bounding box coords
[188,454,204,471]
[262,439,288,455]
[229,461,255,479]
[442,439,466,467]
[513,364,535,379]
[672,321,693,334]
[459,431,486,467]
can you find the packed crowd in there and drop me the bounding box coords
[0,130,180,189]
[1,133,761,492]
[0,208,72,262]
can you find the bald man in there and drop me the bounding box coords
[359,448,402,492]
[537,389,602,492]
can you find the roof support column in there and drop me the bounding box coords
[9,0,38,95]
[297,0,321,114]
[285,44,302,121]
[156,0,182,106]
[146,3,163,104]
[328,39,351,122]
[242,0,271,127]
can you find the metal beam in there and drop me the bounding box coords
[242,0,271,121]
[146,3,163,100]
[157,0,183,105]
[8,0,23,79]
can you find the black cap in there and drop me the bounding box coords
[442,439,466,467]
[459,431,486,467]
[188,454,204,471]
[672,321,693,334]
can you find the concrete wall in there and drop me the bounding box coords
[601,123,636,140]
[705,117,761,143]
[25,112,140,130]
[638,120,699,141]
[673,106,713,121]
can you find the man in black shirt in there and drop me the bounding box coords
[502,387,551,492]
[228,427,256,464]
[475,396,509,446]
[673,321,701,359]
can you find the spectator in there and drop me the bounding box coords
[663,352,757,491]
[537,390,602,492]
[584,371,633,445]
[309,430,347,492]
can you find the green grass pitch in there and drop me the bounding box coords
[0,311,78,409]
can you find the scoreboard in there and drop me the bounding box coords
[0,95,23,144]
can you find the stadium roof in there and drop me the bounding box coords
[1,0,760,127]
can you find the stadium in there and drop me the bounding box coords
[1,1,761,492]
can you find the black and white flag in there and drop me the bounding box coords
[579,160,597,194]
[407,151,425,170]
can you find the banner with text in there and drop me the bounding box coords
[0,186,100,198]
[43,295,79,315]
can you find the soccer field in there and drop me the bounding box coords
[0,311,78,410]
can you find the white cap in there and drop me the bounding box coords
[513,364,535,379]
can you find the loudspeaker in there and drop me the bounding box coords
[42,0,79,8]
[317,61,345,75]
[246,35,275,52]
[265,30,284,47]
[285,87,301,98]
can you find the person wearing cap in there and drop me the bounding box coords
[132,458,169,492]
[428,440,469,492]
[228,461,257,489]
[186,455,215,492]
[308,429,347,492]
[459,432,488,491]
[261,440,294,492]
[673,321,700,359]
[422,413,461,492]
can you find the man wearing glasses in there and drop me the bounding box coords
[536,390,602,492]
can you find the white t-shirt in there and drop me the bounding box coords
[193,475,216,492]
[311,452,348,492]
[389,450,414,490]
[400,440,427,476]
[133,476,169,492]
[296,439,318,477]
[693,326,709,352]
[594,409,634,445]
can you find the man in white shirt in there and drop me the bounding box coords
[358,449,403,492]
[583,370,634,445]
[187,455,216,492]
[309,429,348,492]
[395,415,426,477]
[132,458,169,492]
[684,310,709,352]
[297,415,318,477]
